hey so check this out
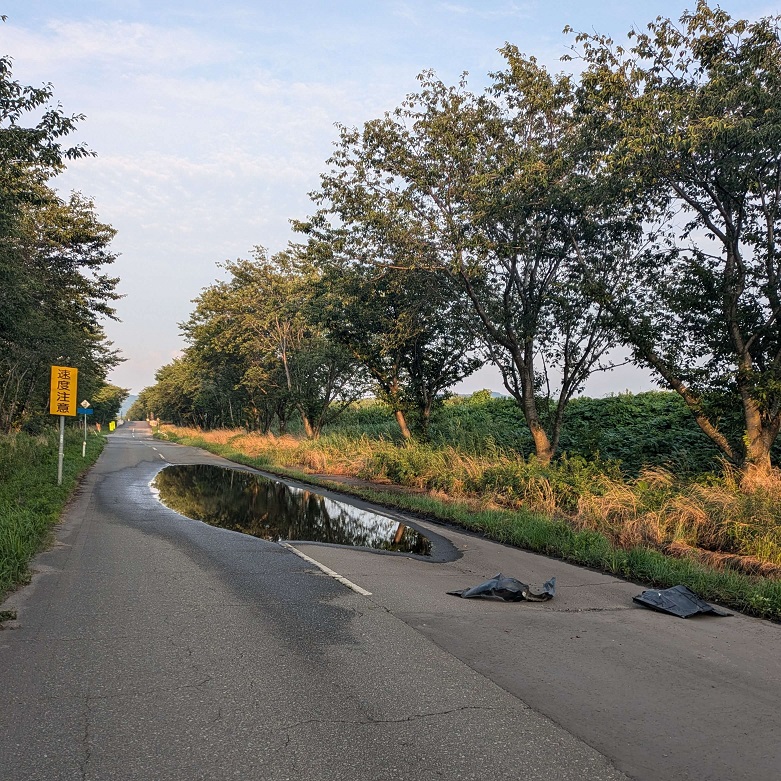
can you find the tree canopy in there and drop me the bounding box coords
[304,59,633,462]
[0,53,122,432]
[570,0,781,468]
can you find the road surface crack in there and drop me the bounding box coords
[278,704,500,734]
[542,606,633,613]
[67,675,215,705]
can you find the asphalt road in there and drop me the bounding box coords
[1,422,779,780]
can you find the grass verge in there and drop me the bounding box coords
[156,426,781,622]
[0,428,105,599]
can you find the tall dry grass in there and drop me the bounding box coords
[159,425,781,576]
[578,463,781,571]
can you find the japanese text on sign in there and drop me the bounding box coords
[49,365,79,416]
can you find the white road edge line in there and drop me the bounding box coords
[280,543,372,596]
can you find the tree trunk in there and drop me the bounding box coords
[744,434,773,471]
[526,412,554,464]
[395,409,412,440]
[419,401,432,441]
[519,345,554,465]
[741,392,777,471]
[458,266,554,463]
[299,410,316,439]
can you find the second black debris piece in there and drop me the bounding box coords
[448,573,555,602]
[633,584,732,618]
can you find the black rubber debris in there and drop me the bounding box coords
[448,573,555,602]
[633,585,732,618]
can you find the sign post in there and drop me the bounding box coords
[79,400,91,457]
[50,366,78,485]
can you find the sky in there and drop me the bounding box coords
[2,1,776,397]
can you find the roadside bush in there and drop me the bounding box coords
[558,392,723,474]
[470,454,622,514]
[322,390,728,476]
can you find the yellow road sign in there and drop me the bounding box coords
[49,365,79,416]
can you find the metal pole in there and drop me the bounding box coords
[82,412,87,457]
[57,415,65,485]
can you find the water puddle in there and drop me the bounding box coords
[152,464,432,555]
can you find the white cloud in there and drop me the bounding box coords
[391,2,421,25]
[438,2,535,19]
[3,19,229,72]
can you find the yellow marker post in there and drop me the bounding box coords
[50,366,78,485]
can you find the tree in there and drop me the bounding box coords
[301,228,481,439]
[0,54,94,343]
[139,358,203,426]
[0,190,121,432]
[0,54,120,432]
[125,396,147,421]
[179,282,259,429]
[399,270,482,437]
[91,383,129,425]
[180,247,367,437]
[311,61,629,462]
[572,1,781,469]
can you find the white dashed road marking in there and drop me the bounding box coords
[280,543,372,596]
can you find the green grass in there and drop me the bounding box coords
[157,427,781,622]
[326,390,730,475]
[0,427,106,598]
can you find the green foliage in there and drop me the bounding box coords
[308,60,632,462]
[359,441,462,492]
[469,454,621,514]
[321,390,726,476]
[0,56,120,433]
[139,4,781,468]
[0,427,105,596]
[302,195,482,439]
[163,246,368,436]
[572,2,781,466]
[558,392,724,474]
[317,399,402,441]
[431,392,532,453]
[90,383,130,425]
[131,358,201,426]
[128,1,781,475]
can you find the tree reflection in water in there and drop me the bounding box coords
[152,464,432,555]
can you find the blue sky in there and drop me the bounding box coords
[2,1,776,396]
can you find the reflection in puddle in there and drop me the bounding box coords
[152,464,432,555]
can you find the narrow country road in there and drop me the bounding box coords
[1,422,779,781]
